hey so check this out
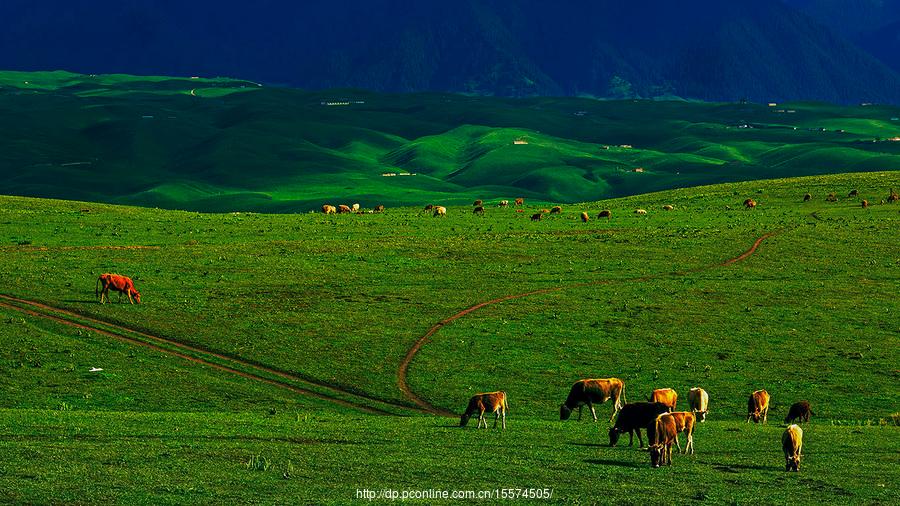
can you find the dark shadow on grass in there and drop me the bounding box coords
[60,300,99,304]
[569,441,609,448]
[714,464,777,473]
[585,459,642,468]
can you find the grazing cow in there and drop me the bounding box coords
[96,273,141,304]
[648,414,679,467]
[665,411,697,454]
[515,197,525,206]
[784,401,814,424]
[322,205,337,215]
[424,204,434,212]
[499,200,509,207]
[560,378,626,422]
[888,189,898,203]
[848,189,859,197]
[649,388,677,412]
[460,391,508,429]
[530,213,542,221]
[473,206,485,215]
[747,389,770,423]
[540,209,551,214]
[598,210,611,219]
[688,387,709,422]
[374,205,385,213]
[744,198,757,209]
[803,193,812,202]
[861,200,869,208]
[663,205,674,211]
[608,401,669,448]
[580,212,589,223]
[433,206,447,217]
[550,206,562,214]
[827,193,838,202]
[635,209,647,215]
[473,199,483,207]
[782,424,803,472]
[351,203,360,212]
[337,205,352,214]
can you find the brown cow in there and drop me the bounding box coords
[747,389,770,423]
[433,206,447,217]
[473,206,485,215]
[635,209,648,215]
[744,198,757,209]
[862,200,869,208]
[803,193,812,202]
[373,204,385,213]
[848,189,859,197]
[663,205,674,211]
[424,204,434,212]
[649,414,678,467]
[598,210,611,220]
[888,189,898,203]
[560,378,626,422]
[473,199,483,207]
[688,387,709,422]
[96,273,141,304]
[650,388,677,412]
[515,197,525,206]
[531,213,543,221]
[782,425,803,472]
[322,205,337,214]
[826,193,838,202]
[580,212,589,223]
[665,411,697,454]
[499,200,509,207]
[351,203,360,212]
[337,205,352,214]
[550,206,562,214]
[460,391,508,429]
[784,401,814,424]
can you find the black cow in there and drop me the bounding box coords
[608,402,670,448]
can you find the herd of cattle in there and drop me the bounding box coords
[460,378,813,471]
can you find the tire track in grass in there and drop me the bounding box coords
[398,231,780,417]
[0,294,424,416]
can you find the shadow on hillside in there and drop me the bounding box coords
[585,459,641,468]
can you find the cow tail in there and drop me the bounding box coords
[620,383,627,406]
[95,275,101,299]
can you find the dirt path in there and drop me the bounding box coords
[397,231,780,417]
[0,294,423,416]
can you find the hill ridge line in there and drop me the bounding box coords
[397,230,781,417]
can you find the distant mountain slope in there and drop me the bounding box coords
[2,71,900,212]
[1,0,900,103]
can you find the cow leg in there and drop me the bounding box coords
[628,430,634,447]
[636,429,644,449]
[577,405,583,421]
[763,409,768,424]
[101,287,110,304]
[127,292,135,304]
[502,410,506,430]
[674,435,682,453]
[688,434,694,455]
[493,411,499,429]
[588,402,598,422]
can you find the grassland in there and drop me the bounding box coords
[3,71,900,212]
[0,171,897,503]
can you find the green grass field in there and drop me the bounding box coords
[3,70,900,212]
[0,171,897,503]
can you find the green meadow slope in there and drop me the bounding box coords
[2,71,900,212]
[0,172,897,503]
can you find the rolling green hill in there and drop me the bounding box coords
[2,71,900,212]
[0,172,897,503]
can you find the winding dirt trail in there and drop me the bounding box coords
[397,231,780,417]
[0,294,423,416]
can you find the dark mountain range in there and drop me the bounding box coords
[2,0,900,103]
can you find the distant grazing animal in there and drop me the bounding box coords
[530,213,542,221]
[515,198,525,206]
[784,401,814,424]
[473,199,483,207]
[663,205,674,211]
[888,189,899,203]
[96,273,141,305]
[374,205,385,213]
[550,206,562,214]
[598,210,611,219]
[747,389,770,423]
[782,425,803,472]
[608,401,669,448]
[351,203,360,212]
[473,206,485,215]
[580,212,589,222]
[635,209,648,215]
[848,189,859,197]
[460,391,508,429]
[664,411,697,454]
[424,204,434,211]
[560,378,626,422]
[499,200,509,207]
[433,206,447,217]
[744,198,757,209]
[322,205,336,215]
[803,193,812,202]
[540,209,551,214]
[826,193,838,202]
[861,200,869,208]
[337,205,352,214]
[688,387,709,422]
[649,388,677,412]
[648,413,678,467]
